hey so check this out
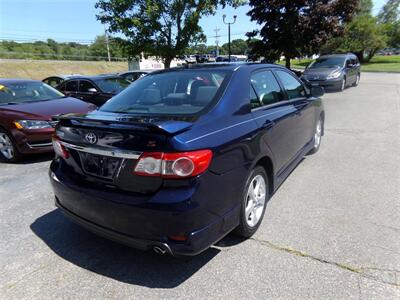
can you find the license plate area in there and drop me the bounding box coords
[79,152,122,180]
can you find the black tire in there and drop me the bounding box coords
[308,117,323,155]
[0,129,20,163]
[337,77,346,92]
[235,166,269,238]
[352,73,360,87]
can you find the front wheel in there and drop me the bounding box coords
[235,166,269,238]
[0,129,20,163]
[352,73,360,87]
[338,77,346,92]
[308,117,323,155]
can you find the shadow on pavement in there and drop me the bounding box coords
[30,209,220,288]
[17,152,54,164]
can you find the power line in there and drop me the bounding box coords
[0,51,127,61]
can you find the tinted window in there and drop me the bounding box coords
[94,77,130,94]
[79,80,97,92]
[44,77,63,87]
[308,57,345,69]
[100,70,231,115]
[0,81,64,104]
[275,70,306,100]
[65,80,79,92]
[250,86,261,109]
[251,70,283,106]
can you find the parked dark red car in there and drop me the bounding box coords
[0,79,95,162]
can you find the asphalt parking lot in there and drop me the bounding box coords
[0,72,399,299]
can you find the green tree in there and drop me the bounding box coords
[221,39,247,55]
[378,0,400,48]
[378,0,399,24]
[322,15,387,61]
[247,0,358,68]
[322,0,391,62]
[359,0,373,15]
[96,0,243,68]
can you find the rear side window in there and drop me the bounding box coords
[44,77,62,87]
[79,80,96,92]
[275,70,306,100]
[100,70,231,115]
[250,70,283,107]
[65,80,79,92]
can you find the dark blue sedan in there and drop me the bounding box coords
[49,63,325,256]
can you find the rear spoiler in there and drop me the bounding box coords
[52,113,193,135]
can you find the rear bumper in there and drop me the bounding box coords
[49,163,242,256]
[55,197,173,254]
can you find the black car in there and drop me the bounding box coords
[49,63,325,256]
[301,54,361,92]
[216,56,239,62]
[42,75,82,88]
[118,70,153,82]
[56,75,130,106]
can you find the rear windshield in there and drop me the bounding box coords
[94,77,130,94]
[0,81,64,104]
[100,69,231,115]
[308,57,345,69]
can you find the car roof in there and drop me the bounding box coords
[319,53,357,59]
[119,70,153,75]
[62,74,123,81]
[0,78,41,85]
[44,74,82,80]
[149,63,287,74]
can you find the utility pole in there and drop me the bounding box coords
[223,15,237,62]
[104,27,111,62]
[213,27,221,57]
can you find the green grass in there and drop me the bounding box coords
[0,59,128,80]
[279,55,400,73]
[361,55,400,72]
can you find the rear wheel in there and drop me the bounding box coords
[0,129,20,163]
[235,166,269,238]
[308,117,323,155]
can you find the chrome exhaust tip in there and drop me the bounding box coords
[153,246,168,255]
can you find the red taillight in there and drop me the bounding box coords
[134,150,212,178]
[52,136,69,159]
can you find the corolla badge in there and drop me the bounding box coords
[85,132,98,144]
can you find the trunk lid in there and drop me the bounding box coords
[55,111,195,194]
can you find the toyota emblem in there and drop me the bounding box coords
[85,132,98,144]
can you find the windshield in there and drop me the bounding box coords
[0,81,64,104]
[100,69,231,116]
[94,77,130,94]
[308,57,345,69]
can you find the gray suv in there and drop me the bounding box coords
[301,54,361,92]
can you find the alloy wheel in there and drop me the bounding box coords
[245,174,267,227]
[314,119,322,149]
[0,132,14,160]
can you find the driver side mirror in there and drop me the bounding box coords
[309,85,324,98]
[88,87,98,93]
[346,61,354,68]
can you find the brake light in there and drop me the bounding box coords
[134,150,212,178]
[52,136,69,159]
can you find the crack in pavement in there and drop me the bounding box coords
[250,237,400,288]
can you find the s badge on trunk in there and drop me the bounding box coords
[85,132,98,144]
